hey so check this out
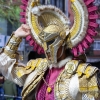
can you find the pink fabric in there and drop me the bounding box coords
[78,44,84,54]
[37,67,64,100]
[38,47,44,54]
[29,40,35,46]
[25,35,44,54]
[88,29,97,36]
[86,35,94,43]
[82,40,89,49]
[20,12,26,16]
[26,35,32,41]
[20,18,26,23]
[89,22,98,28]
[85,0,94,5]
[89,14,98,19]
[72,48,78,57]
[33,43,38,51]
[20,5,27,10]
[88,6,98,12]
[21,0,28,5]
[45,67,64,100]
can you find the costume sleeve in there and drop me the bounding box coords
[0,33,27,86]
[97,70,100,88]
[77,64,100,99]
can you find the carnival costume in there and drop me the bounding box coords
[0,0,100,100]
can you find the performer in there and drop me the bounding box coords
[0,0,99,100]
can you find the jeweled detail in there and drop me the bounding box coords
[47,86,52,93]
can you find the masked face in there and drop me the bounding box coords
[43,37,63,64]
[39,25,67,64]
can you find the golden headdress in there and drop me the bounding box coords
[20,0,98,57]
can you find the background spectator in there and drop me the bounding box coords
[3,79,17,100]
[0,74,5,100]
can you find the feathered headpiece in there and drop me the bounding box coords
[20,0,99,57]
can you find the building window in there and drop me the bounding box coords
[40,0,45,4]
[93,41,100,50]
[44,0,66,12]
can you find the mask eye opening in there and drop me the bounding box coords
[47,39,55,46]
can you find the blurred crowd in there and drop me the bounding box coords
[0,74,22,100]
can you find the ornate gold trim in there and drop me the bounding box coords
[4,33,22,58]
[21,58,48,100]
[54,60,79,100]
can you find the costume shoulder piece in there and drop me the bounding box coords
[55,60,99,99]
[54,60,80,100]
[17,58,48,100]
[77,63,99,99]
[20,0,99,57]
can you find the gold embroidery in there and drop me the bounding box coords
[16,58,48,78]
[4,33,22,58]
[65,60,79,74]
[79,74,99,98]
[76,63,89,77]
[54,60,80,100]
[84,66,98,78]
[55,69,73,100]
[55,60,99,99]
[22,58,48,100]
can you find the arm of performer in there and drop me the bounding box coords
[0,24,31,86]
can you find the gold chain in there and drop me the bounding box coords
[42,77,54,93]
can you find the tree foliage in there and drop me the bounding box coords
[0,0,21,25]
